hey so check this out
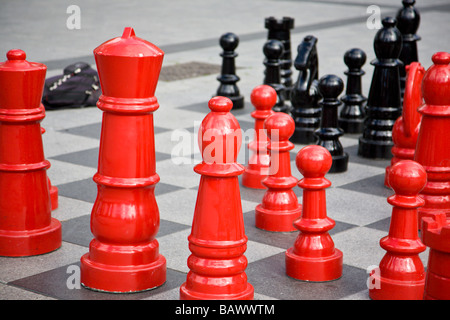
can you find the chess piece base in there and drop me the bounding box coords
[242,168,268,189]
[255,204,301,232]
[180,283,254,300]
[358,137,393,159]
[329,153,349,173]
[0,218,61,257]
[285,247,343,282]
[369,272,425,300]
[290,127,317,145]
[229,95,244,110]
[80,239,166,293]
[338,119,364,134]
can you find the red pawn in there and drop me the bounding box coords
[385,62,425,187]
[370,160,427,300]
[255,112,301,232]
[0,49,61,256]
[242,85,276,189]
[180,97,254,300]
[80,28,166,293]
[285,145,343,281]
[421,213,450,300]
[414,52,450,224]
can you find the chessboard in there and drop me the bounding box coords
[1,0,449,306]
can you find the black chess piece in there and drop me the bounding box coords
[315,74,348,173]
[290,35,321,144]
[358,17,403,159]
[265,16,295,96]
[339,48,367,134]
[263,39,288,113]
[216,32,244,109]
[396,0,421,99]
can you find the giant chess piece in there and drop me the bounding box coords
[255,112,302,232]
[80,28,166,293]
[0,49,62,257]
[315,74,348,173]
[358,17,403,159]
[422,212,450,300]
[290,35,321,144]
[384,62,425,188]
[216,32,244,109]
[263,39,288,113]
[369,160,427,300]
[338,48,367,134]
[265,16,295,96]
[285,145,343,282]
[396,0,421,99]
[414,52,450,225]
[180,97,254,300]
[242,85,276,189]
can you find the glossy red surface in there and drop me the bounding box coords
[285,145,343,281]
[180,97,254,300]
[421,213,450,300]
[0,49,61,256]
[414,52,450,225]
[370,160,427,300]
[80,28,166,293]
[255,112,301,232]
[242,85,275,189]
[385,62,425,187]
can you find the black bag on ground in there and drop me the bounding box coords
[42,62,101,110]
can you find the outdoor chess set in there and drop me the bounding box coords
[0,0,449,306]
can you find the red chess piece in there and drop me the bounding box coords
[385,62,425,188]
[285,145,343,281]
[370,160,427,300]
[414,52,450,224]
[80,28,166,293]
[421,212,450,300]
[255,112,301,232]
[180,96,254,300]
[0,49,61,256]
[41,126,58,210]
[242,85,276,189]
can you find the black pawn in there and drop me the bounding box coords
[315,74,348,173]
[396,0,421,99]
[265,16,295,96]
[263,39,288,113]
[216,32,244,109]
[339,48,367,134]
[290,35,321,144]
[358,17,402,159]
